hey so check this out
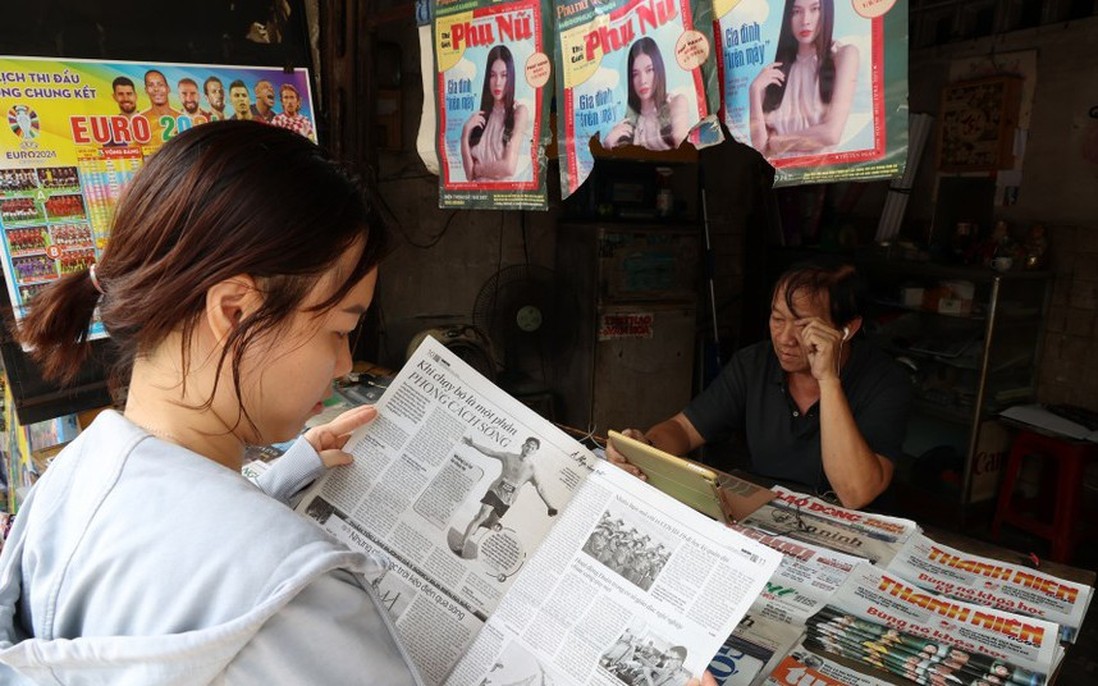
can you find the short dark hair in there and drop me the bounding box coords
[112,76,135,91]
[178,77,198,88]
[229,79,248,92]
[19,122,388,428]
[203,76,223,92]
[667,646,687,660]
[772,257,864,328]
[524,437,541,450]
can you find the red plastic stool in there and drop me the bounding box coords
[991,430,1098,563]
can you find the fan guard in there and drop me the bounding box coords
[472,264,575,387]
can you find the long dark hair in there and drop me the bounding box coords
[762,0,837,113]
[18,121,387,417]
[469,45,516,148]
[618,37,675,148]
[626,37,667,115]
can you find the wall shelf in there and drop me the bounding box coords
[859,258,1052,521]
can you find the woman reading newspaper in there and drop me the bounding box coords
[0,122,421,684]
[0,121,718,686]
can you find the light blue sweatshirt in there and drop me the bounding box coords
[0,410,423,685]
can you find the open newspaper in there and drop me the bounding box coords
[294,336,782,685]
[707,525,867,686]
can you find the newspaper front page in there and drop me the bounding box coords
[805,566,1063,686]
[739,487,919,566]
[296,337,599,683]
[442,462,783,685]
[761,640,894,686]
[709,611,803,686]
[707,525,867,685]
[886,533,1095,644]
[731,524,867,623]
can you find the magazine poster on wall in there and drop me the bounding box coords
[434,0,552,210]
[716,0,909,186]
[554,0,720,198]
[0,55,317,338]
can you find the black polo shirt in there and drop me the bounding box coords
[683,339,911,495]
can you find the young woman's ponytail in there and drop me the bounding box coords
[16,265,105,384]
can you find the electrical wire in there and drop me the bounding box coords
[402,209,460,250]
[377,173,436,184]
[521,211,530,266]
[553,422,603,449]
[367,174,458,250]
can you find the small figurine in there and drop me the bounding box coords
[1022,223,1049,270]
[970,219,1011,266]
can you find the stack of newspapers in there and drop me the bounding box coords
[707,486,1089,686]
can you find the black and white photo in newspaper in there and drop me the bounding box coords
[295,335,599,684]
[442,463,783,685]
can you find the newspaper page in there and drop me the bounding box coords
[761,640,894,686]
[731,524,866,624]
[739,487,918,566]
[295,336,599,684]
[441,461,783,686]
[886,533,1095,644]
[708,610,802,686]
[804,566,1063,686]
[707,525,867,685]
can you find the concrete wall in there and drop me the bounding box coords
[906,16,1098,410]
[371,17,770,388]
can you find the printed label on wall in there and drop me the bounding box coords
[598,312,655,340]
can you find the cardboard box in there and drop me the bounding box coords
[902,287,925,308]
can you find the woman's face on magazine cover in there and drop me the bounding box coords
[489,59,509,102]
[791,0,822,46]
[238,259,377,444]
[631,53,656,105]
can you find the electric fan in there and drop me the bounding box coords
[472,265,577,396]
[405,324,497,382]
